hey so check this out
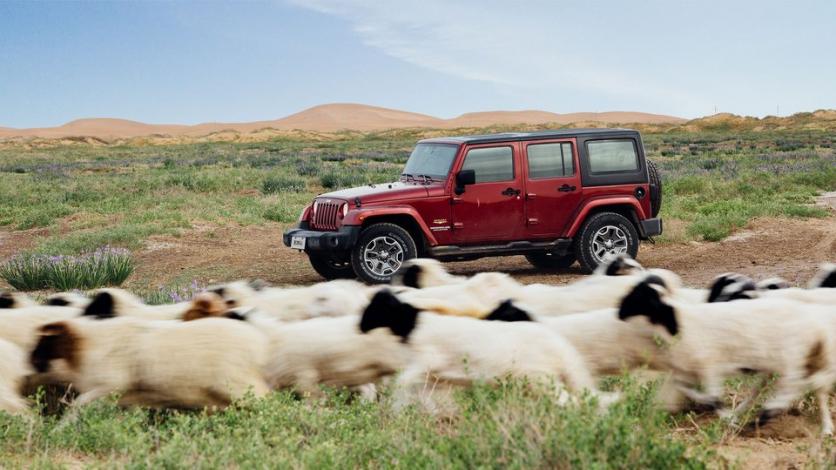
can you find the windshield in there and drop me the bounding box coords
[402,143,458,180]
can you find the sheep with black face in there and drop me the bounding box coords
[618,278,836,435]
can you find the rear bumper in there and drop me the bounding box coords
[640,218,663,237]
[282,223,361,251]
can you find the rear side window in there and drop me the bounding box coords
[586,139,639,174]
[461,146,514,183]
[527,142,574,179]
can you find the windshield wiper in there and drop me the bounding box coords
[400,173,415,182]
[416,174,433,184]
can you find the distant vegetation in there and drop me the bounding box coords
[0,124,832,259]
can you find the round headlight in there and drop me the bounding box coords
[312,200,319,214]
[341,203,349,218]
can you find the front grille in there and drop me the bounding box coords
[310,200,341,231]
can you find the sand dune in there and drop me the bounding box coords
[0,103,686,139]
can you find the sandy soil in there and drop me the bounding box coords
[0,103,685,139]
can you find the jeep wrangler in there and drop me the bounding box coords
[284,129,662,283]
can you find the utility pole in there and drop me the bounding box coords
[776,104,780,116]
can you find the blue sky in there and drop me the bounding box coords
[1,0,834,128]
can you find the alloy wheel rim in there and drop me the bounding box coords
[362,236,405,277]
[591,225,629,263]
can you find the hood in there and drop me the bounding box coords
[318,181,439,204]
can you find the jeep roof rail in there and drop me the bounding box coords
[419,128,637,145]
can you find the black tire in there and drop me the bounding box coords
[525,252,576,270]
[647,159,662,217]
[351,223,418,284]
[574,212,640,274]
[308,254,355,280]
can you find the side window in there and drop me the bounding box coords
[461,146,514,183]
[586,139,639,174]
[527,142,574,179]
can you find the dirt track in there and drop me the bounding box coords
[121,215,836,290]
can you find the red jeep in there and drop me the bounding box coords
[284,129,662,283]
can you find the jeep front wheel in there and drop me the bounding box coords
[308,254,355,280]
[351,223,417,284]
[574,212,639,274]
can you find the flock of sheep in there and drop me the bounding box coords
[1,255,835,435]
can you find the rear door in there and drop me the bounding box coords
[451,143,525,244]
[522,139,583,237]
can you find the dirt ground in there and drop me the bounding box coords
[1,214,835,467]
[118,215,836,290]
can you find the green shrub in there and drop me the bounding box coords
[0,246,134,291]
[261,175,307,194]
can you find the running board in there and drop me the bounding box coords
[429,238,572,260]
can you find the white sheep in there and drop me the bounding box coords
[394,272,523,319]
[0,338,30,415]
[359,290,617,414]
[30,316,270,410]
[45,291,92,309]
[218,308,408,397]
[390,258,466,288]
[0,291,39,309]
[618,279,836,434]
[209,279,378,321]
[809,263,836,289]
[84,288,192,321]
[0,305,82,350]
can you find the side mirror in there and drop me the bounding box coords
[455,169,476,195]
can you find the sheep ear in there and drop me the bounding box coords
[643,274,668,290]
[0,292,14,309]
[83,292,116,319]
[31,322,80,372]
[618,282,678,336]
[46,297,72,306]
[392,264,422,288]
[208,286,226,297]
[811,264,836,289]
[484,300,532,322]
[360,290,419,341]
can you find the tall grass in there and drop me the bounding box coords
[0,246,134,291]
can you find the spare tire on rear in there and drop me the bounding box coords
[647,159,662,217]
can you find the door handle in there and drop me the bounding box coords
[501,187,521,197]
[558,184,577,192]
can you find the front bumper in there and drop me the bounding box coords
[282,223,361,251]
[640,218,663,237]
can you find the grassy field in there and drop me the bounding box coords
[0,378,727,468]
[0,127,834,467]
[0,128,832,257]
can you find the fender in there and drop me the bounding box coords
[566,197,647,238]
[343,205,438,246]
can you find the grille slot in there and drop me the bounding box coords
[310,200,341,230]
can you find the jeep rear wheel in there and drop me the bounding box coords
[351,223,417,284]
[574,212,639,274]
[308,254,355,280]
[525,252,576,270]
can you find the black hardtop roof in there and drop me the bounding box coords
[419,128,638,145]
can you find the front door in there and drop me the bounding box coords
[451,143,525,244]
[522,139,583,237]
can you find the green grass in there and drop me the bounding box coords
[0,129,832,255]
[0,379,719,468]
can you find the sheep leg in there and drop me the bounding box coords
[816,389,833,436]
[54,388,110,430]
[754,376,807,428]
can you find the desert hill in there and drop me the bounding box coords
[0,103,685,140]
